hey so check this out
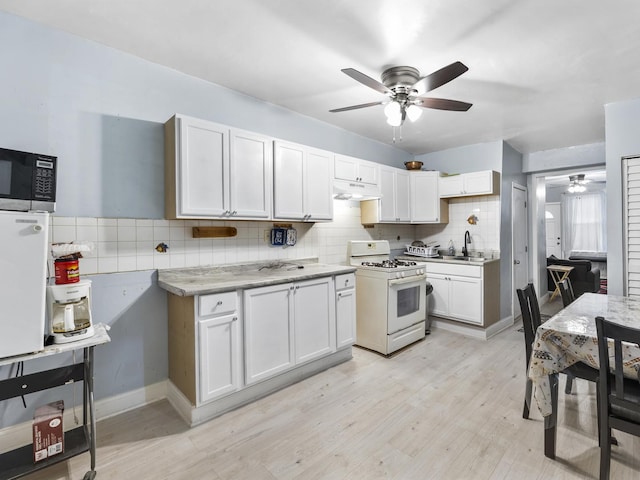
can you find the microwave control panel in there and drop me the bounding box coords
[32,156,57,201]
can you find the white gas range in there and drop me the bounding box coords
[347,240,427,355]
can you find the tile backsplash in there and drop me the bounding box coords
[415,195,501,256]
[49,200,418,275]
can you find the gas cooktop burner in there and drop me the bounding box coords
[361,259,417,268]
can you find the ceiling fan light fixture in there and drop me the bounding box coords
[406,104,422,122]
[568,174,587,193]
[386,114,403,127]
[384,100,401,118]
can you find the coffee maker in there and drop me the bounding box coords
[46,280,94,344]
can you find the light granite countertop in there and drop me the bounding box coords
[395,254,500,266]
[158,258,356,296]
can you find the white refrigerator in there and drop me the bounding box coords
[0,210,49,358]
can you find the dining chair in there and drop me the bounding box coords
[558,277,576,308]
[517,283,599,420]
[558,277,578,394]
[595,316,640,480]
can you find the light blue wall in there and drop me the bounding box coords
[523,142,605,173]
[0,11,411,220]
[415,141,503,173]
[605,98,640,295]
[500,142,526,318]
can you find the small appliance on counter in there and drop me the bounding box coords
[46,280,94,344]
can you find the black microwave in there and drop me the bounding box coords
[0,147,57,212]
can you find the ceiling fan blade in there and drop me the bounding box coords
[412,61,469,95]
[416,97,472,111]
[341,68,391,95]
[329,101,385,113]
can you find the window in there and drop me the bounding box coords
[561,191,607,254]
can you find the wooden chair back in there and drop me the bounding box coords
[595,316,640,479]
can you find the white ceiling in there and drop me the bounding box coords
[2,0,640,155]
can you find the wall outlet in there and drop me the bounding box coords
[263,230,271,242]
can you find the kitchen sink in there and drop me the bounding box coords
[442,255,485,262]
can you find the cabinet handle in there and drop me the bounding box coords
[232,210,237,215]
[232,316,238,321]
[295,285,300,290]
[216,300,223,305]
[338,292,342,297]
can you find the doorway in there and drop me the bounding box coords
[512,183,528,319]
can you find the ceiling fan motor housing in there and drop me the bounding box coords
[381,66,420,94]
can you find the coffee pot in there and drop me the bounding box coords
[46,279,94,344]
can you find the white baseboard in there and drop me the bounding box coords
[431,315,514,340]
[167,348,353,427]
[0,380,167,453]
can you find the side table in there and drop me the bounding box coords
[0,324,110,480]
[546,265,574,301]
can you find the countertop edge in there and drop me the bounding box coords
[158,265,357,297]
[395,255,500,266]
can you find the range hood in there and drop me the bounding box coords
[333,179,382,201]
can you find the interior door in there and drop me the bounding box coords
[512,184,529,319]
[545,202,562,258]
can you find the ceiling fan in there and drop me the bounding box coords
[330,62,472,127]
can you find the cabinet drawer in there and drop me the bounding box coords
[335,273,355,291]
[425,262,482,277]
[199,291,237,317]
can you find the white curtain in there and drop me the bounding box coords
[561,191,607,255]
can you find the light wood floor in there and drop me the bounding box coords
[23,300,640,479]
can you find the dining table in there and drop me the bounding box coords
[527,292,640,458]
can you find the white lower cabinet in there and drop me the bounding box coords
[167,272,352,423]
[244,276,336,385]
[427,272,482,324]
[424,260,501,328]
[167,291,243,406]
[426,263,483,325]
[244,283,295,384]
[198,313,242,403]
[335,273,356,349]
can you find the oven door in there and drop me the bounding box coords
[387,275,426,333]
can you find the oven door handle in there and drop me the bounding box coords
[388,275,426,286]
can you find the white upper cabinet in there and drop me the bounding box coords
[229,129,272,218]
[361,166,410,223]
[334,154,379,185]
[409,171,449,224]
[273,141,333,221]
[439,170,500,198]
[165,114,272,219]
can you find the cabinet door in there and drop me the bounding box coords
[336,288,356,349]
[244,283,295,384]
[395,170,411,222]
[334,154,359,182]
[448,276,483,324]
[464,171,493,195]
[294,277,336,363]
[378,167,397,222]
[229,129,272,218]
[439,175,464,197]
[198,314,242,403]
[426,273,449,317]
[177,116,229,216]
[358,160,379,185]
[305,148,333,221]
[274,142,305,219]
[410,171,441,222]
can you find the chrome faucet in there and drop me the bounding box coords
[462,230,471,257]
